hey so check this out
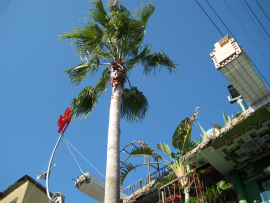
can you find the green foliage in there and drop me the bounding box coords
[130,146,159,158]
[198,123,210,140]
[120,163,137,187]
[222,110,241,125]
[157,143,173,159]
[172,117,195,155]
[70,86,99,120]
[157,174,176,184]
[222,110,230,125]
[120,87,149,122]
[121,108,201,186]
[63,58,100,86]
[192,180,232,203]
[60,0,177,121]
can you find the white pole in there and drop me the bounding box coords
[46,133,63,203]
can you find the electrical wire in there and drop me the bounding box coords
[195,0,224,37]
[0,0,11,14]
[243,0,270,39]
[239,0,270,47]
[255,0,270,23]
[205,0,236,40]
[224,0,270,70]
[199,0,270,87]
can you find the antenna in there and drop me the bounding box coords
[37,164,56,180]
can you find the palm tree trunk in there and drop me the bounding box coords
[104,84,122,203]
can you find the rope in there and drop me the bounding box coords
[66,140,106,179]
[63,137,84,174]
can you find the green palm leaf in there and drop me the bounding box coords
[126,44,152,71]
[135,2,155,25]
[70,86,99,120]
[121,87,149,123]
[94,68,109,94]
[130,146,156,157]
[90,0,109,28]
[120,163,136,187]
[64,58,100,86]
[142,52,177,76]
[59,24,104,58]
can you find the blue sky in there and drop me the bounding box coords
[0,0,269,202]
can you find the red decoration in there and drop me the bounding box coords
[57,108,73,134]
[168,194,180,200]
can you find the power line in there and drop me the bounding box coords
[196,0,270,87]
[0,0,11,14]
[224,0,270,87]
[195,0,224,37]
[205,0,236,40]
[255,0,270,23]
[242,0,270,39]
[238,0,270,47]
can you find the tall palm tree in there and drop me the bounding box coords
[59,1,176,202]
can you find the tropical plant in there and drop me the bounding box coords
[198,123,222,139]
[59,1,176,202]
[222,110,241,125]
[121,107,200,202]
[191,180,232,203]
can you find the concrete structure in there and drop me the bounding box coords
[210,35,270,111]
[0,175,52,203]
[75,172,127,203]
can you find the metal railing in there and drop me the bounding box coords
[121,163,172,196]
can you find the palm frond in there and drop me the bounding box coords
[142,51,177,76]
[94,68,109,94]
[130,146,156,157]
[135,2,155,25]
[121,87,149,123]
[64,59,100,86]
[90,0,109,28]
[70,86,99,120]
[59,24,104,57]
[120,163,137,187]
[125,44,152,71]
[119,4,131,16]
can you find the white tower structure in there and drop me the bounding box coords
[210,35,270,111]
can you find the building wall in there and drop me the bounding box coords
[0,180,49,203]
[242,155,270,203]
[21,181,49,203]
[231,154,270,203]
[0,181,28,203]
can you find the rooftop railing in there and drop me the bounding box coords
[121,163,172,196]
